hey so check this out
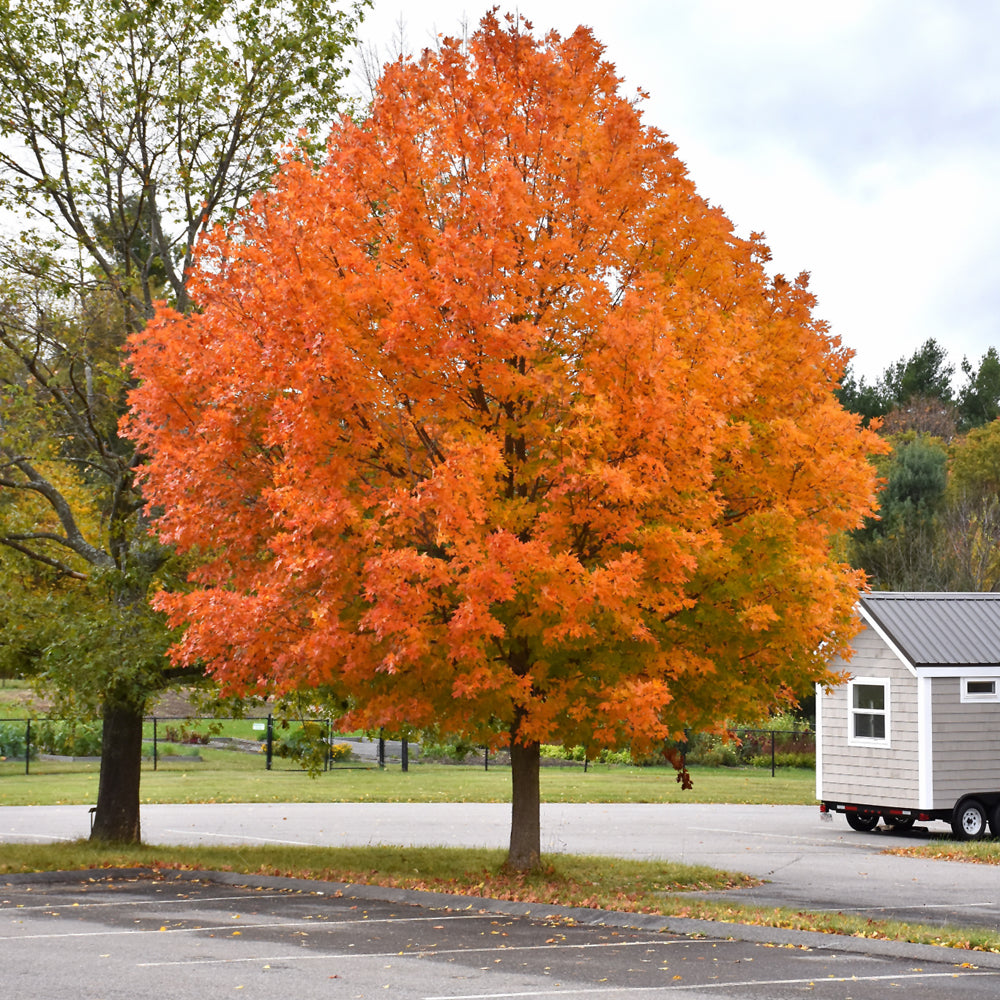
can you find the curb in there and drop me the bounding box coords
[5,866,999,971]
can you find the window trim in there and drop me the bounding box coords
[960,677,1000,703]
[848,677,891,748]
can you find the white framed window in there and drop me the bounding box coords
[848,677,890,747]
[960,677,1000,703]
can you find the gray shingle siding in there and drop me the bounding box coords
[930,677,1000,809]
[819,626,919,806]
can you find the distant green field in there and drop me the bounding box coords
[0,758,816,807]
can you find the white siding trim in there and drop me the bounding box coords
[857,607,918,676]
[918,674,933,809]
[960,677,1000,703]
[815,682,824,800]
[922,665,1000,678]
[847,676,891,748]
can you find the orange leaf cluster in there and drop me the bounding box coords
[124,13,883,753]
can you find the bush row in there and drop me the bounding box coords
[0,720,103,758]
[535,730,815,769]
[0,717,814,769]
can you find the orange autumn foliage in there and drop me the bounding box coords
[125,14,882,761]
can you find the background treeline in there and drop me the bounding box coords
[838,339,1000,591]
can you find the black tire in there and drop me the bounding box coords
[845,809,879,832]
[952,799,988,840]
[885,816,915,832]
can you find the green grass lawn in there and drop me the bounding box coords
[0,759,817,807]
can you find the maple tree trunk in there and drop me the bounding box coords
[89,688,144,844]
[507,736,541,872]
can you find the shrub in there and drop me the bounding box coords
[737,711,812,734]
[747,752,815,769]
[162,724,211,745]
[32,720,102,756]
[675,727,814,768]
[538,744,656,766]
[0,721,33,759]
[679,733,740,767]
[274,722,331,772]
[419,736,483,763]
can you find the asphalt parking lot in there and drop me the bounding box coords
[4,869,1000,1000]
[6,801,999,930]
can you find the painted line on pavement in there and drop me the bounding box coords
[3,911,497,942]
[1,893,288,913]
[424,970,998,999]
[137,937,724,968]
[160,828,323,847]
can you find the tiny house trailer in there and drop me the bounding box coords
[817,591,1000,840]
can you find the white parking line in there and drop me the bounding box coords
[423,970,997,998]
[687,827,847,845]
[160,828,321,846]
[0,833,73,842]
[1,893,286,913]
[137,937,721,968]
[3,911,496,942]
[814,901,998,913]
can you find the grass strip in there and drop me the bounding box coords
[2,842,997,953]
[653,896,1000,953]
[885,841,1000,864]
[0,841,749,903]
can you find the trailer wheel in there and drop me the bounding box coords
[845,809,879,832]
[885,816,915,832]
[952,799,988,840]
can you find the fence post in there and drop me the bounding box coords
[378,729,385,769]
[25,718,30,775]
[401,737,408,772]
[266,714,273,770]
[771,729,776,777]
[153,717,158,772]
[326,718,333,772]
[484,747,489,771]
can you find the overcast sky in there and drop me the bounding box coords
[352,1,999,386]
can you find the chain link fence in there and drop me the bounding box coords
[0,715,814,777]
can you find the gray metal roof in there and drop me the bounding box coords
[860,592,1000,668]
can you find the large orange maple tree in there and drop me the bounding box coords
[125,13,882,869]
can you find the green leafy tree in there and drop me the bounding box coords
[957,347,1000,430]
[836,365,892,425]
[0,0,367,842]
[935,420,1000,591]
[950,419,1000,501]
[881,338,955,406]
[847,434,949,590]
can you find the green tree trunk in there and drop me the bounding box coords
[507,736,541,872]
[89,689,145,843]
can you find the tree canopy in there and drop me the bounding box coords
[125,13,884,869]
[0,0,367,842]
[838,339,1000,436]
[0,0,369,321]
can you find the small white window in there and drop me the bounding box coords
[961,678,1000,703]
[848,678,890,747]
